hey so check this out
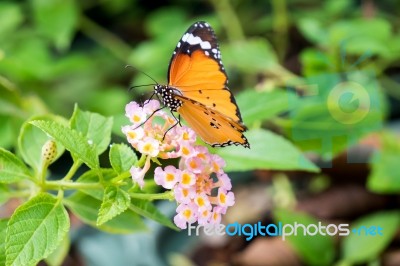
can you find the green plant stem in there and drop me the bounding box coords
[112,171,132,183]
[271,0,289,62]
[137,154,147,168]
[79,14,132,62]
[129,191,174,201]
[44,180,103,190]
[64,160,82,181]
[210,0,245,41]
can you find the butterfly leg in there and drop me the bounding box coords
[132,106,166,130]
[162,114,181,141]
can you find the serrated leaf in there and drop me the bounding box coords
[5,193,69,266]
[70,105,113,155]
[30,120,99,169]
[44,234,70,266]
[130,199,178,230]
[342,211,400,264]
[32,0,78,50]
[97,186,130,225]
[65,192,147,234]
[0,219,8,265]
[215,129,319,172]
[0,148,31,183]
[18,115,66,172]
[274,209,335,266]
[109,144,137,174]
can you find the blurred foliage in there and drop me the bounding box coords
[1,0,400,265]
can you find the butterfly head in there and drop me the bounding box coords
[154,84,183,112]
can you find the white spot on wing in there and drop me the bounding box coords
[183,33,211,49]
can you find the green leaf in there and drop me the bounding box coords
[32,0,78,51]
[0,219,8,265]
[44,234,70,266]
[274,209,335,266]
[0,148,31,183]
[280,71,385,159]
[297,18,328,45]
[215,129,319,172]
[109,144,137,174]
[0,116,16,149]
[367,133,400,193]
[5,193,69,266]
[329,18,392,58]
[70,105,113,155]
[0,3,23,38]
[237,89,293,125]
[30,120,99,169]
[65,192,147,234]
[18,115,66,172]
[222,38,278,72]
[130,199,178,230]
[97,186,131,225]
[342,211,400,264]
[0,185,11,205]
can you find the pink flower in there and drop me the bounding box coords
[210,154,226,174]
[198,209,212,225]
[184,156,204,173]
[174,185,196,204]
[174,203,198,229]
[122,100,236,229]
[129,156,151,189]
[137,137,160,157]
[180,170,196,188]
[216,172,232,190]
[217,188,235,207]
[209,207,223,224]
[154,166,180,189]
[193,193,212,211]
[143,99,160,114]
[125,101,146,125]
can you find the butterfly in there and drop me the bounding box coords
[153,21,249,148]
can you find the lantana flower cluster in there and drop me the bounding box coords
[122,100,235,229]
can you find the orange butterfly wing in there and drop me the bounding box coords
[175,95,249,148]
[167,22,244,126]
[158,21,249,148]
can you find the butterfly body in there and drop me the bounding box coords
[156,21,250,148]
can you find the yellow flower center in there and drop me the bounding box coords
[183,132,189,140]
[183,209,192,219]
[219,192,226,204]
[197,153,206,160]
[182,147,190,156]
[182,189,189,197]
[189,160,198,169]
[166,173,175,182]
[181,173,192,185]
[143,143,153,153]
[213,162,219,172]
[132,114,141,123]
[196,197,205,206]
[128,132,137,139]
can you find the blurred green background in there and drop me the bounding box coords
[1,0,400,265]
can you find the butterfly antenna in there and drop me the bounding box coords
[125,65,159,85]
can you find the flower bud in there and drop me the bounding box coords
[41,140,57,167]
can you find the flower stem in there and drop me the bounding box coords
[64,160,82,181]
[44,180,103,191]
[129,191,174,201]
